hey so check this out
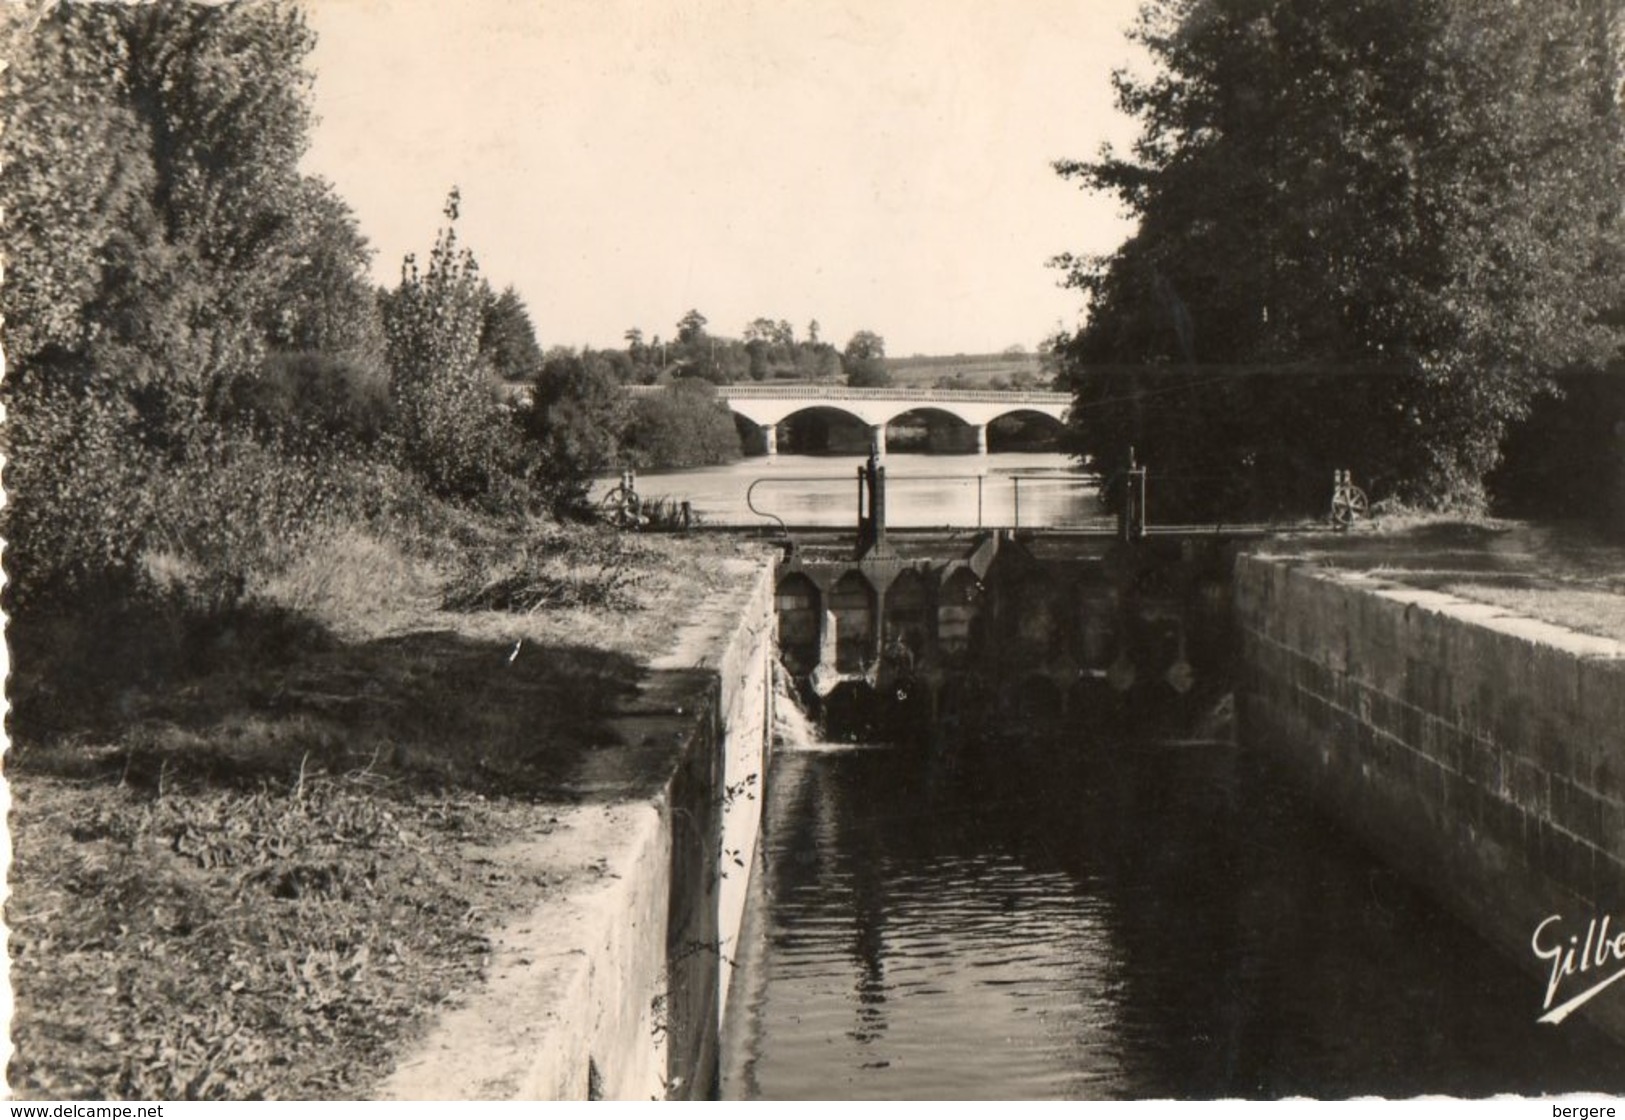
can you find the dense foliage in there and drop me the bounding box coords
[622,380,745,469]
[520,351,631,508]
[843,330,891,388]
[377,189,530,510]
[2,0,372,602]
[1054,0,1625,518]
[0,2,678,612]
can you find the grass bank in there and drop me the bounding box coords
[5,521,765,1099]
[1263,518,1625,643]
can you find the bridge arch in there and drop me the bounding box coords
[705,384,1073,458]
[768,405,877,456]
[884,407,982,455]
[936,566,983,660]
[985,408,1067,452]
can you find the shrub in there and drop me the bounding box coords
[3,379,157,607]
[622,379,742,469]
[520,351,631,512]
[223,351,396,451]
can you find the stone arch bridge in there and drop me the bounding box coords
[632,384,1072,457]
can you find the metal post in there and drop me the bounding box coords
[873,463,887,551]
[1133,464,1147,540]
[856,464,867,538]
[977,474,984,529]
[1119,446,1147,541]
[1013,477,1021,529]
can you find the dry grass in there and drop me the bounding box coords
[8,775,536,1099]
[1268,516,1625,645]
[6,520,767,1098]
[1436,582,1625,644]
[252,528,443,641]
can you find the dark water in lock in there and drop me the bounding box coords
[720,733,1625,1100]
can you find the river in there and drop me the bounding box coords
[720,730,1625,1100]
[594,452,1109,530]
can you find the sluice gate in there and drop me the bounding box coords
[766,452,1252,741]
[774,530,1242,741]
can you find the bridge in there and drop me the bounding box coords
[632,383,1072,458]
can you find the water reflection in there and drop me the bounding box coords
[721,735,1625,1100]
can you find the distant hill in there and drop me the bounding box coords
[886,352,1050,390]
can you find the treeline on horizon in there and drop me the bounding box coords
[1050,0,1625,522]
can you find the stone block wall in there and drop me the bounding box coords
[1235,555,1625,1041]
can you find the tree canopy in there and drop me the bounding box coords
[1,0,388,598]
[1054,0,1625,516]
[844,330,891,388]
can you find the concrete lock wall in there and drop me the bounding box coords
[382,560,776,1100]
[1235,555,1625,1042]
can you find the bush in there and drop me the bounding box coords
[622,379,742,469]
[520,352,631,512]
[141,434,379,610]
[3,379,158,607]
[224,351,396,451]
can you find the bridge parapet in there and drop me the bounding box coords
[719,384,1071,407]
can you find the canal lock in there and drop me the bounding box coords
[772,530,1244,750]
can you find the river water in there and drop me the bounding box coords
[595,452,1109,530]
[720,731,1625,1100]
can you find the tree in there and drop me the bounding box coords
[676,309,709,344]
[1,0,385,600]
[2,1,336,434]
[263,176,387,363]
[1054,0,1625,516]
[622,379,743,469]
[844,330,891,387]
[380,189,520,506]
[521,350,631,509]
[480,284,545,383]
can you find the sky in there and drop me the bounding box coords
[300,0,1151,357]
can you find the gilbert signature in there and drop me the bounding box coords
[1532,914,1625,1024]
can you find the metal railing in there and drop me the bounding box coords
[744,470,1105,532]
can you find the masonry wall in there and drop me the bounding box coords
[1235,555,1625,1041]
[710,568,777,1022]
[381,560,777,1101]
